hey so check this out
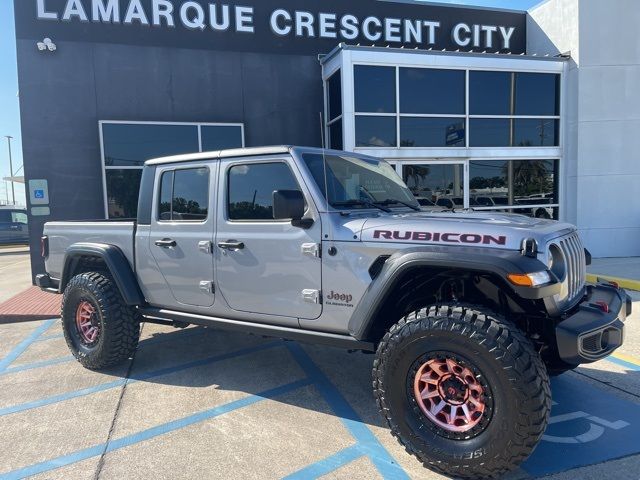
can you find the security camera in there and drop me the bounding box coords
[38,37,57,53]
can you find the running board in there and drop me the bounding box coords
[138,307,376,352]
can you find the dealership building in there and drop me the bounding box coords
[13,0,640,278]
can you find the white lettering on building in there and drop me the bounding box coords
[32,1,520,52]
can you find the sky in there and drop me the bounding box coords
[0,0,541,207]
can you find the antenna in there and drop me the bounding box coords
[319,112,332,240]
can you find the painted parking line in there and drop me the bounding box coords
[0,326,212,378]
[522,374,640,476]
[283,445,365,479]
[0,341,280,417]
[0,319,56,373]
[1,356,75,375]
[285,343,409,480]
[0,379,312,480]
[33,332,64,343]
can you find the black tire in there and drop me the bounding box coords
[61,272,140,370]
[373,305,551,479]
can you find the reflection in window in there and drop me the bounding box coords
[327,71,342,121]
[355,116,397,147]
[102,124,199,167]
[515,73,560,116]
[469,159,558,213]
[354,66,396,113]
[469,118,512,147]
[514,119,559,147]
[228,163,300,220]
[106,169,143,219]
[401,118,465,147]
[201,126,243,151]
[102,122,244,219]
[399,68,465,114]
[470,119,559,147]
[158,168,209,222]
[469,71,512,115]
[329,121,343,150]
[402,164,465,206]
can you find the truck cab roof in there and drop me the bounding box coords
[144,146,363,167]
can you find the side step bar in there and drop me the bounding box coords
[138,307,376,352]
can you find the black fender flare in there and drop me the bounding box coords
[60,243,144,306]
[347,246,561,341]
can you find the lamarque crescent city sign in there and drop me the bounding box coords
[21,0,526,55]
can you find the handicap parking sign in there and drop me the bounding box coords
[34,189,44,199]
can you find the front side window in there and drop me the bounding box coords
[228,163,300,220]
[302,154,417,210]
[158,167,209,222]
[11,211,28,224]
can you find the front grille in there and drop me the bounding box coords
[558,232,586,303]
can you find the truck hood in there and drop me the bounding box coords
[356,211,575,250]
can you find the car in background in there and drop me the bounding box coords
[474,195,510,212]
[435,196,479,209]
[0,207,29,245]
[514,196,555,219]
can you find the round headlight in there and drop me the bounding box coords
[548,244,566,280]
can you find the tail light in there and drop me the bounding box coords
[41,236,49,258]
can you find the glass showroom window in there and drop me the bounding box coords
[325,70,344,150]
[469,159,559,219]
[469,72,560,147]
[101,122,244,219]
[402,164,465,208]
[354,65,397,147]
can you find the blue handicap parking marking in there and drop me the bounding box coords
[522,374,639,477]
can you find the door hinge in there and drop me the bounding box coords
[302,289,321,304]
[199,281,215,294]
[198,241,213,254]
[301,243,321,258]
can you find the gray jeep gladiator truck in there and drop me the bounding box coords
[37,146,631,479]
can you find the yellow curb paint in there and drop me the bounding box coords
[611,352,640,368]
[586,274,640,292]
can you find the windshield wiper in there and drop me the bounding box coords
[375,199,421,212]
[332,200,392,213]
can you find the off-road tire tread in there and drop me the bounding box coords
[373,305,551,479]
[61,272,140,370]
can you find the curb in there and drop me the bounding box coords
[586,274,640,292]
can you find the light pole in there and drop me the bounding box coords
[5,136,15,205]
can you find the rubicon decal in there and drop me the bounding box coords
[373,230,507,245]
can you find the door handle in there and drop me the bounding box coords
[155,238,177,248]
[218,240,245,251]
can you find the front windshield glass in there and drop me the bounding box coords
[302,153,418,210]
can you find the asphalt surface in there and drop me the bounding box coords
[0,250,639,479]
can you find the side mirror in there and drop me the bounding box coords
[273,190,305,221]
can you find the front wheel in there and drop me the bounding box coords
[373,305,551,479]
[62,272,140,370]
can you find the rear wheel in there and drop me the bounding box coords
[373,305,551,479]
[61,272,140,370]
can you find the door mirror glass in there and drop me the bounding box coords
[272,190,305,221]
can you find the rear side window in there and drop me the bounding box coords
[158,167,210,221]
[228,162,300,220]
[12,212,28,224]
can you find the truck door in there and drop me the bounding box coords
[149,163,216,308]
[215,157,322,320]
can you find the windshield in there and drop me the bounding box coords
[302,153,418,210]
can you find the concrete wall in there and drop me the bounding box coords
[16,41,323,277]
[528,0,640,258]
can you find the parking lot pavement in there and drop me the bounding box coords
[0,292,638,480]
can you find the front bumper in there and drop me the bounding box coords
[556,283,631,365]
